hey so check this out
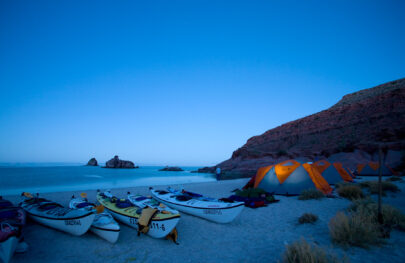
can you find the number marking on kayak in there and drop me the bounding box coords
[64,219,81,226]
[150,223,165,231]
[129,218,138,225]
[203,209,222,215]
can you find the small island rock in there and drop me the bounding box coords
[86,158,98,166]
[104,155,137,169]
[159,166,184,172]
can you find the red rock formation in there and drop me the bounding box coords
[199,78,405,177]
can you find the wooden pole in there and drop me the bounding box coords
[378,146,383,224]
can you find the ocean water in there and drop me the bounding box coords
[0,165,215,196]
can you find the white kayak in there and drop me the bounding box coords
[97,191,180,239]
[69,194,120,243]
[20,193,95,236]
[150,187,244,223]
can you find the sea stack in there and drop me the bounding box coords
[86,158,98,166]
[159,166,184,172]
[104,155,137,169]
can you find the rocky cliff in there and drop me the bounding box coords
[198,78,405,178]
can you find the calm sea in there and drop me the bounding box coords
[0,165,215,196]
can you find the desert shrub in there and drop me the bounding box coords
[349,198,405,231]
[329,210,381,248]
[359,180,400,195]
[337,185,365,200]
[348,198,376,213]
[335,182,352,189]
[298,213,318,224]
[386,176,403,182]
[381,205,405,231]
[298,189,325,200]
[282,238,346,263]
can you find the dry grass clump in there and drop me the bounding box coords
[337,185,365,200]
[330,198,405,248]
[329,210,380,248]
[359,181,400,195]
[282,238,346,263]
[349,198,405,231]
[298,189,325,200]
[298,213,318,224]
[335,182,352,189]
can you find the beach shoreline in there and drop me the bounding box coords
[4,177,405,263]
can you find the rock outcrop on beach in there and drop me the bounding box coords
[198,78,405,178]
[86,158,98,166]
[104,155,137,169]
[159,166,184,172]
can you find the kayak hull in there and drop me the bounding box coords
[69,198,120,243]
[97,192,180,239]
[105,207,180,239]
[21,197,95,236]
[0,237,18,263]
[90,224,120,243]
[151,189,244,223]
[27,212,95,236]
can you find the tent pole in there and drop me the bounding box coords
[378,146,383,224]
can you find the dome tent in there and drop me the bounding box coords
[356,162,394,176]
[246,160,332,196]
[313,160,353,185]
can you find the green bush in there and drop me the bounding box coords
[337,185,365,200]
[282,238,346,263]
[359,181,400,195]
[299,189,325,200]
[298,213,318,224]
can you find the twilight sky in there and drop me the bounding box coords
[0,0,404,166]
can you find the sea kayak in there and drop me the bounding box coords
[150,187,244,223]
[69,194,120,243]
[0,198,26,263]
[97,191,180,239]
[20,193,95,236]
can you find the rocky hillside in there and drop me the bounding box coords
[198,78,405,178]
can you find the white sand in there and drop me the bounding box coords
[4,177,405,263]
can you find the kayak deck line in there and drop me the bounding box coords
[91,225,120,232]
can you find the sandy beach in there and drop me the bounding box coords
[4,178,405,263]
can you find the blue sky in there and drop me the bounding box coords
[0,0,404,166]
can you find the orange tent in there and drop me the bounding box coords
[313,160,353,185]
[245,160,332,195]
[356,162,394,176]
